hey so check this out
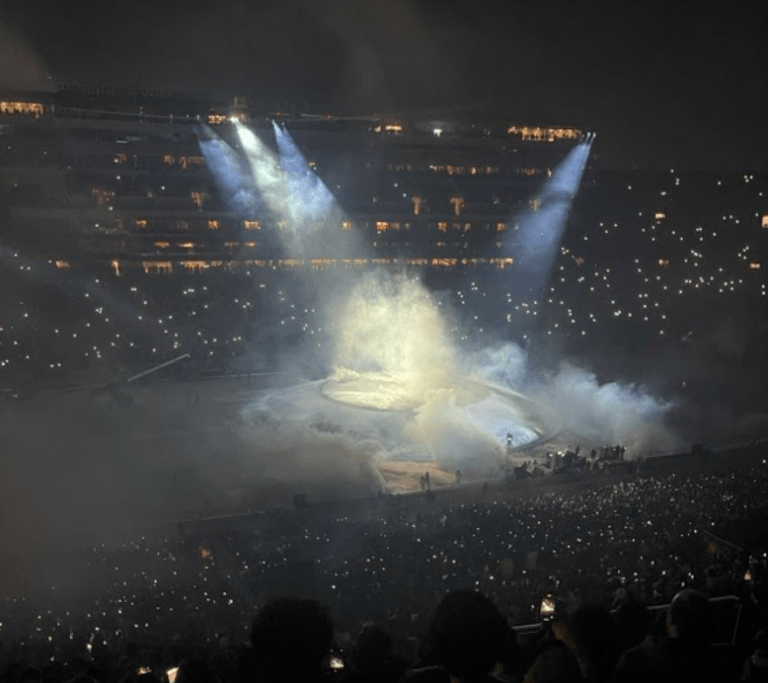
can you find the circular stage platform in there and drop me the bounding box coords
[241,372,561,494]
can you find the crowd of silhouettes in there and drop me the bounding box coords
[2,587,767,682]
[1,458,768,682]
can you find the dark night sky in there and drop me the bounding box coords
[0,0,766,169]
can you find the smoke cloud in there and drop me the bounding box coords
[331,270,457,387]
[466,341,683,457]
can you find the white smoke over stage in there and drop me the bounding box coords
[237,264,682,501]
[239,271,556,497]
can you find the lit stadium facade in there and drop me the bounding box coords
[0,85,583,274]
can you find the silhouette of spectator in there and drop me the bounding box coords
[523,641,583,683]
[560,606,620,682]
[612,599,652,654]
[345,623,407,683]
[404,590,508,683]
[612,589,726,683]
[249,597,334,683]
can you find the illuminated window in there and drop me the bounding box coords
[749,261,762,270]
[91,188,114,206]
[464,223,471,232]
[55,260,70,270]
[412,196,423,215]
[762,215,768,228]
[181,260,209,272]
[376,221,390,231]
[179,242,196,249]
[207,114,227,125]
[244,242,256,248]
[655,212,666,220]
[496,223,507,232]
[658,258,669,267]
[207,220,220,230]
[530,198,541,211]
[437,222,448,232]
[507,125,581,141]
[163,154,175,165]
[114,153,127,164]
[111,260,122,277]
[450,196,464,216]
[191,191,205,208]
[244,220,260,230]
[224,242,239,249]
[135,219,148,229]
[154,241,170,249]
[341,221,352,230]
[0,101,44,116]
[142,261,173,273]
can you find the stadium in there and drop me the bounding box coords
[1,82,768,682]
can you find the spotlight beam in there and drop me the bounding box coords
[197,125,261,218]
[273,121,338,227]
[234,121,291,222]
[506,138,594,299]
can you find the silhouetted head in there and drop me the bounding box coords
[250,597,334,682]
[613,598,652,650]
[424,590,508,679]
[353,623,393,663]
[667,589,710,642]
[524,642,582,683]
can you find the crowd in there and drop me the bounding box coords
[2,169,768,390]
[2,457,768,682]
[513,444,629,478]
